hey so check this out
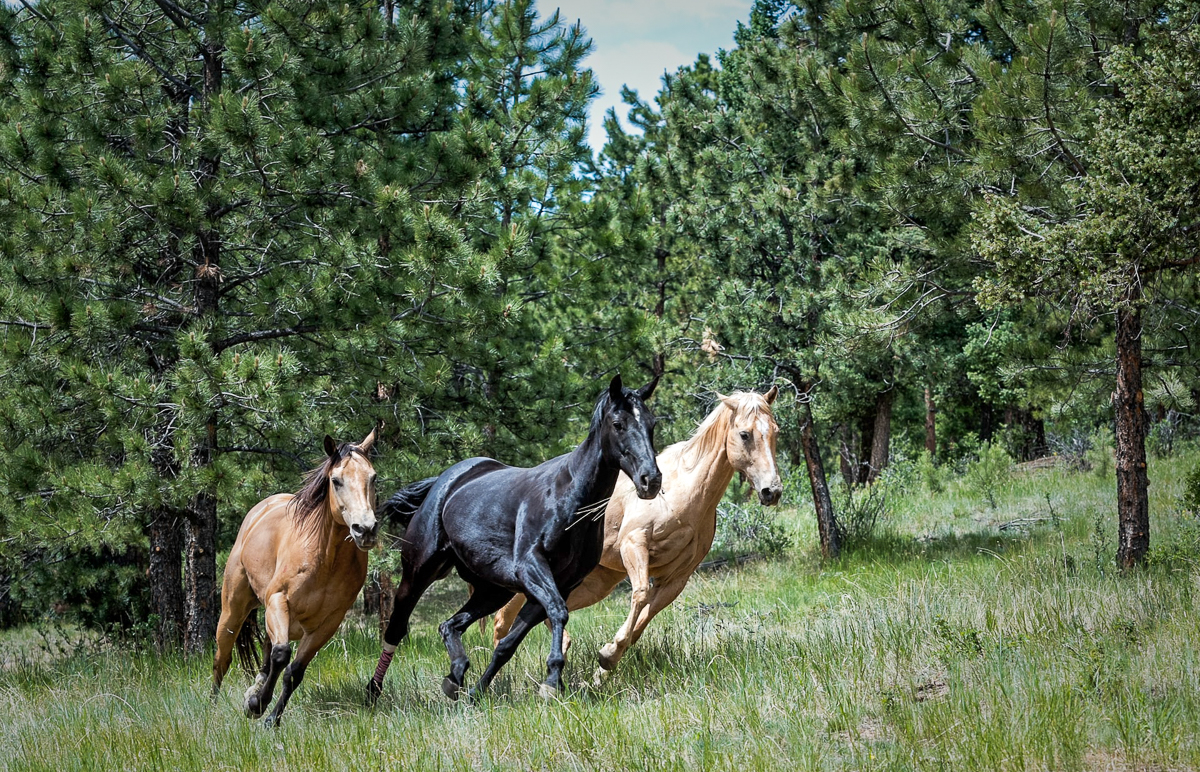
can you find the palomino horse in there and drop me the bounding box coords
[212,430,379,726]
[366,375,661,703]
[492,388,781,679]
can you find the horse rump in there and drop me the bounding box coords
[235,610,264,677]
[380,476,437,529]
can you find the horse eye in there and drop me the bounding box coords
[740,431,751,442]
[613,421,624,431]
[332,478,343,488]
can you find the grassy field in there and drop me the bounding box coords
[3,451,1199,771]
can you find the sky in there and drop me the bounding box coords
[544,0,754,151]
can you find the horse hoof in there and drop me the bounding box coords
[597,645,619,672]
[592,665,612,686]
[244,694,263,719]
[365,679,383,707]
[442,676,464,701]
[262,714,280,729]
[538,683,561,701]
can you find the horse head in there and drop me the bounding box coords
[323,428,379,550]
[719,386,782,506]
[599,374,662,499]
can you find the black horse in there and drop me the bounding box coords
[367,375,662,702]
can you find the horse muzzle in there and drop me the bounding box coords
[633,471,663,500]
[350,519,380,551]
[757,484,782,507]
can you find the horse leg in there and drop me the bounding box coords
[212,572,255,698]
[262,624,337,728]
[245,591,290,719]
[598,532,652,673]
[438,584,514,701]
[597,573,689,681]
[366,550,452,704]
[468,599,548,700]
[491,595,526,646]
[515,556,573,698]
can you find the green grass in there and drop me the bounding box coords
[3,453,1200,771]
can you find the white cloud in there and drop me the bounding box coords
[542,0,753,151]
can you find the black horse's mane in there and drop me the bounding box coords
[289,442,356,533]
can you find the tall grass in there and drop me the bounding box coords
[2,452,1199,771]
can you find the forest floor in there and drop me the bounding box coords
[2,450,1199,771]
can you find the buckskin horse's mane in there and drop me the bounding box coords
[676,392,773,472]
[288,442,360,533]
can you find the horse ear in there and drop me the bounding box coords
[718,392,738,411]
[764,385,778,404]
[358,427,376,455]
[636,376,659,402]
[324,435,338,459]
[608,374,624,402]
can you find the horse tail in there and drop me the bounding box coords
[380,476,437,530]
[235,610,264,677]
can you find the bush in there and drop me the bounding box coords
[916,450,945,494]
[964,443,1013,508]
[1085,426,1114,478]
[711,501,791,561]
[834,482,892,549]
[1183,463,1200,515]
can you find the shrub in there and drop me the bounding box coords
[711,501,791,561]
[916,450,945,494]
[1085,426,1114,478]
[834,482,891,549]
[964,443,1013,508]
[1183,463,1200,515]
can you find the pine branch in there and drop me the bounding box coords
[213,325,319,353]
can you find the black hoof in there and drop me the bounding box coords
[365,678,383,706]
[245,696,264,719]
[442,676,464,701]
[262,714,280,729]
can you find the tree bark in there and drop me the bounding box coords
[184,421,219,655]
[837,423,856,488]
[856,413,874,484]
[183,38,224,656]
[799,401,840,560]
[147,510,184,650]
[1115,300,1149,570]
[924,386,937,457]
[867,388,893,483]
[377,570,395,638]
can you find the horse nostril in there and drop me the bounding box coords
[351,523,365,535]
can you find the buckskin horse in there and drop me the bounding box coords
[492,388,781,680]
[367,375,661,702]
[212,430,378,726]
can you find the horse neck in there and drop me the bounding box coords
[307,500,352,567]
[564,428,620,507]
[669,429,737,520]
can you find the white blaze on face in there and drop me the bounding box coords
[633,407,641,422]
[756,415,779,481]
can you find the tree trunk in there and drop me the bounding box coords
[1115,300,1149,570]
[980,401,995,443]
[799,401,840,560]
[856,413,874,484]
[377,570,395,638]
[183,39,224,656]
[867,388,893,483]
[837,423,856,488]
[147,510,184,650]
[925,386,937,457]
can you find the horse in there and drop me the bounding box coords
[212,429,379,726]
[491,388,781,680]
[366,374,662,703]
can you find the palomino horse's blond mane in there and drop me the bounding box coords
[674,391,775,472]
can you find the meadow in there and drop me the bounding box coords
[2,452,1198,771]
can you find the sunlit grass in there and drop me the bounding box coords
[3,451,1199,770]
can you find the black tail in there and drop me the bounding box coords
[380,476,437,530]
[235,610,263,677]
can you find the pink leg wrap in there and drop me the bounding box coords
[372,648,395,686]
